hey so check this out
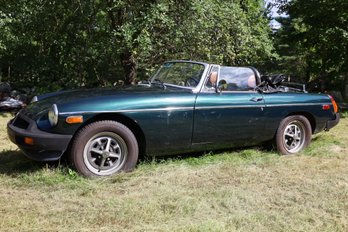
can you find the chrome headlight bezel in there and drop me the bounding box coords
[48,104,59,127]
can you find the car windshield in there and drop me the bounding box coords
[151,62,205,88]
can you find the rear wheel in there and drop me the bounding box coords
[276,115,312,155]
[70,120,138,177]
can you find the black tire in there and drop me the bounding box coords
[276,115,312,155]
[70,120,138,177]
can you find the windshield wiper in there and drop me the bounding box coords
[151,79,166,89]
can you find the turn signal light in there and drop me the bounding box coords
[24,137,34,145]
[66,116,84,124]
[328,95,338,113]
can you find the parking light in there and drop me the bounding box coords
[24,137,34,145]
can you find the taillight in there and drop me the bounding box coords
[322,104,330,110]
[328,95,338,113]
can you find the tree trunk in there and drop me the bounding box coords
[341,44,348,101]
[341,74,348,101]
[106,0,136,85]
[305,59,311,83]
[120,50,136,85]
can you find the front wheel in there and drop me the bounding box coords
[276,115,312,155]
[70,120,139,177]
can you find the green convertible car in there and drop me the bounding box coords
[7,60,340,177]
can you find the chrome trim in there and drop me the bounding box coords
[200,90,258,93]
[166,60,210,66]
[59,102,329,115]
[190,102,327,110]
[59,106,194,115]
[265,103,329,107]
[195,105,262,110]
[48,104,59,126]
[30,96,38,103]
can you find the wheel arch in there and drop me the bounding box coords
[72,113,146,157]
[285,111,316,134]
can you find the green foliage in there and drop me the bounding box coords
[0,0,275,93]
[272,0,348,99]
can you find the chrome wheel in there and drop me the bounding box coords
[83,132,127,175]
[283,120,305,153]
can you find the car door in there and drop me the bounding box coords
[192,65,266,149]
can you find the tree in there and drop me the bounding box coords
[106,0,275,76]
[273,0,348,99]
[0,0,275,92]
[0,0,129,91]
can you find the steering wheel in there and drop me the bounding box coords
[185,77,199,87]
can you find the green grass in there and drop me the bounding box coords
[0,113,347,231]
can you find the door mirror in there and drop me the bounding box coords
[216,79,229,93]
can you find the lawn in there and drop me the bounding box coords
[0,113,347,232]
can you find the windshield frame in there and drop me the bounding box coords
[150,60,210,93]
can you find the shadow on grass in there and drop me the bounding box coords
[0,145,276,177]
[139,145,275,165]
[311,135,323,142]
[0,149,47,175]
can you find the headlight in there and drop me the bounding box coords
[48,104,59,127]
[30,96,38,103]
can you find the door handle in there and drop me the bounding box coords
[250,97,263,102]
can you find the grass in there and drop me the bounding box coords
[0,113,347,231]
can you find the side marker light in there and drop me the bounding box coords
[328,95,338,113]
[66,116,84,124]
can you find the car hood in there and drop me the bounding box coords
[24,84,194,118]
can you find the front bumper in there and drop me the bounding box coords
[7,113,72,161]
[325,113,340,131]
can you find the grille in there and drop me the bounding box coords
[13,116,29,129]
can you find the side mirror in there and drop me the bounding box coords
[216,80,227,93]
